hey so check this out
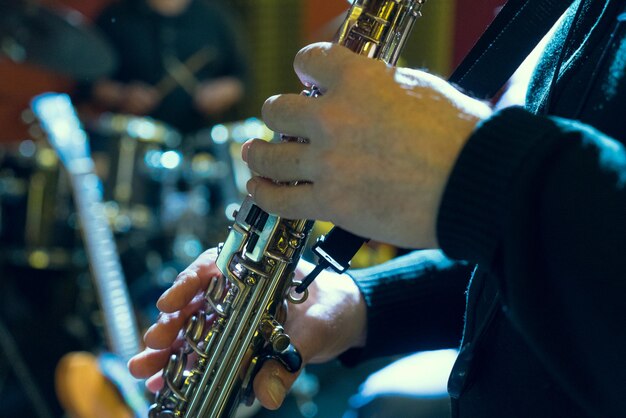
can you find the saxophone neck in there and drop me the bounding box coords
[335,0,426,65]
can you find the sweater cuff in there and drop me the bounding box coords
[437,106,561,265]
[338,251,470,366]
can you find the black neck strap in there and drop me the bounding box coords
[449,0,575,99]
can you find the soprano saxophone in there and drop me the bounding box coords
[149,1,426,417]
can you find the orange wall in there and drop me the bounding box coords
[0,0,114,142]
[453,0,505,68]
[302,1,350,42]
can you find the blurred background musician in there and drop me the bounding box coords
[80,0,248,135]
[77,1,250,281]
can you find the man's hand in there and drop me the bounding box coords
[128,248,367,410]
[122,82,160,115]
[243,42,492,249]
[194,77,244,116]
[92,80,160,115]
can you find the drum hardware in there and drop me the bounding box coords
[87,113,183,234]
[185,118,274,219]
[94,113,182,147]
[0,136,83,270]
[156,119,275,272]
[102,200,152,233]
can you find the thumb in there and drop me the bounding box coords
[252,359,302,410]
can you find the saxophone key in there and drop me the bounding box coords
[259,318,291,353]
[184,312,211,358]
[164,349,189,401]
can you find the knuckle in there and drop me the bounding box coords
[310,187,330,221]
[174,269,193,284]
[285,193,304,218]
[324,42,348,62]
[314,105,343,141]
[264,143,281,173]
[201,247,218,259]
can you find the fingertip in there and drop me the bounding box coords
[126,355,140,377]
[155,291,181,313]
[261,94,280,116]
[266,375,287,410]
[126,347,169,379]
[156,269,202,312]
[241,138,254,163]
[295,42,333,62]
[142,323,157,346]
[142,316,176,350]
[253,371,286,410]
[293,42,352,90]
[155,291,172,312]
[242,138,268,169]
[253,360,301,410]
[127,358,146,380]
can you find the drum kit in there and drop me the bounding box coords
[0,2,273,278]
[0,3,276,416]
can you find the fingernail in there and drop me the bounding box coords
[241,139,253,162]
[156,290,169,308]
[267,376,286,407]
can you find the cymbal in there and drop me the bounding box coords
[0,3,118,79]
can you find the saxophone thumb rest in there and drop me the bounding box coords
[296,227,369,293]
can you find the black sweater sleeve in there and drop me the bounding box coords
[437,105,626,416]
[340,250,472,366]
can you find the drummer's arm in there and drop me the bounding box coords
[92,79,160,115]
[193,76,245,117]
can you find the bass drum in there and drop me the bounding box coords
[0,139,82,269]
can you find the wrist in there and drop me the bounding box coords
[340,272,368,349]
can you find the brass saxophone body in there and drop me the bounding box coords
[150,1,425,417]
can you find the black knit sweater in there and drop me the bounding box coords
[343,1,626,416]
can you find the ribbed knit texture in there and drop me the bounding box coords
[340,250,471,366]
[436,106,562,267]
